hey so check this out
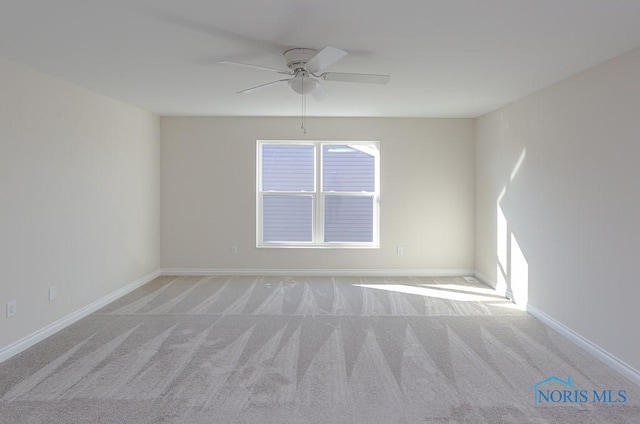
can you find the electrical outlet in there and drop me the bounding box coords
[396,246,404,256]
[6,301,16,318]
[49,286,57,301]
[230,245,238,255]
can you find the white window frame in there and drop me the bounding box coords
[257,140,380,248]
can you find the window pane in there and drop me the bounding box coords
[263,195,313,242]
[262,144,314,191]
[323,144,375,192]
[324,196,373,242]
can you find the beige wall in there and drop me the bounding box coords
[0,58,160,352]
[161,117,475,273]
[475,48,640,371]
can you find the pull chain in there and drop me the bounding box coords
[300,76,307,134]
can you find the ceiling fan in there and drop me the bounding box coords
[220,47,390,100]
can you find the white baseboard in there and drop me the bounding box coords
[161,268,476,277]
[0,269,161,364]
[473,271,496,288]
[527,304,640,388]
[474,271,510,298]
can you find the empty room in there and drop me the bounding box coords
[1,1,639,423]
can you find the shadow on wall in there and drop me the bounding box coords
[496,148,529,307]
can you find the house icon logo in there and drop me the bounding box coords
[530,376,576,405]
[531,376,628,405]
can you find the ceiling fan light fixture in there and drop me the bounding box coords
[288,77,317,95]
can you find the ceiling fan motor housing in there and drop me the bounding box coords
[284,48,318,71]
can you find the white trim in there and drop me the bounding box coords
[474,270,496,289]
[256,140,380,248]
[161,268,475,277]
[0,269,161,364]
[527,303,640,388]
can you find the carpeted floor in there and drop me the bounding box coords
[0,275,638,423]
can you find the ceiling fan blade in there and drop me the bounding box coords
[311,83,329,102]
[320,72,390,85]
[145,8,286,54]
[219,61,290,74]
[237,78,290,94]
[304,47,347,73]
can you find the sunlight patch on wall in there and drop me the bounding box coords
[510,148,527,182]
[510,233,529,307]
[493,147,529,304]
[496,198,508,294]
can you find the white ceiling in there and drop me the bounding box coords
[1,0,640,118]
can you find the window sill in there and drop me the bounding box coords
[256,243,380,249]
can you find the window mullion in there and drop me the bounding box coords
[257,140,379,248]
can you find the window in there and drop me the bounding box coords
[257,140,380,248]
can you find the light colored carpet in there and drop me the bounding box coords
[0,276,638,423]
